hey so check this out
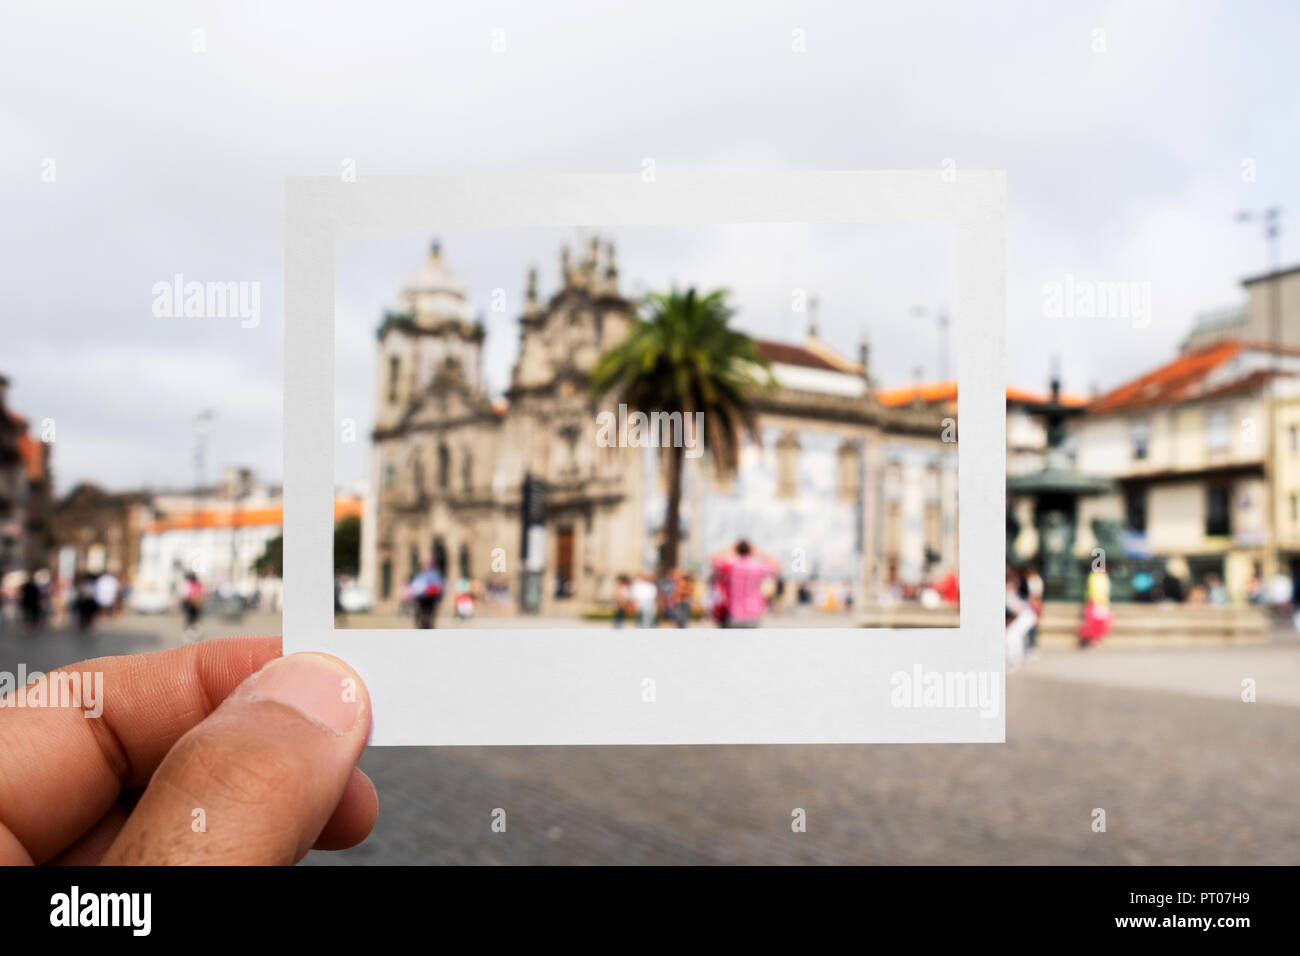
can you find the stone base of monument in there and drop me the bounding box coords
[1036,601,1271,648]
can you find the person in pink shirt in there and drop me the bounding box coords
[710,540,780,628]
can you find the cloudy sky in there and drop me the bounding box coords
[3,0,1296,494]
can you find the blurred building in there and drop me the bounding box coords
[882,381,1089,582]
[132,468,283,602]
[362,239,959,614]
[49,484,153,584]
[1181,267,1300,353]
[52,468,279,592]
[1268,378,1300,592]
[134,491,361,606]
[0,373,55,576]
[1071,340,1300,600]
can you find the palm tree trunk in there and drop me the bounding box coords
[662,442,684,573]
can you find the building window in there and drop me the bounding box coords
[562,426,579,471]
[885,501,902,564]
[1291,424,1298,454]
[1124,486,1148,533]
[438,444,451,490]
[1291,493,1298,523]
[1206,484,1231,537]
[1206,407,1230,454]
[1130,419,1150,460]
[412,454,424,495]
[885,460,903,494]
[837,441,859,502]
[383,465,395,488]
[463,453,473,493]
[380,560,392,599]
[776,431,800,499]
[925,463,941,498]
[388,356,400,403]
[459,543,471,579]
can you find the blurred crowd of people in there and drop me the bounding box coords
[0,566,282,641]
[0,569,124,633]
[605,538,890,629]
[382,562,505,629]
[610,540,782,628]
[1006,563,1114,665]
[876,563,961,609]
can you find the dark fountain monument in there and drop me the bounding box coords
[1005,372,1122,601]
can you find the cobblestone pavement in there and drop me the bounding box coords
[302,669,1298,865]
[0,611,284,675]
[3,614,1296,864]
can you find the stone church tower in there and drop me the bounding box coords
[364,236,649,612]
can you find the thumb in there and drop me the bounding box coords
[101,652,372,865]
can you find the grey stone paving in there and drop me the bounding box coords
[307,668,1299,865]
[3,614,1296,864]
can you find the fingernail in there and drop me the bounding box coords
[247,653,363,735]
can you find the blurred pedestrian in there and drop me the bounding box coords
[1005,567,1035,669]
[181,572,204,640]
[1023,564,1044,657]
[1246,573,1264,605]
[612,574,633,628]
[1078,565,1112,647]
[20,573,45,629]
[667,569,693,628]
[409,561,444,629]
[1205,572,1227,606]
[74,574,98,632]
[708,569,730,626]
[453,574,475,620]
[631,572,658,628]
[94,571,120,617]
[710,540,780,628]
[936,566,960,605]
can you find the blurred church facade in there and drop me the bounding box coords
[360,239,959,615]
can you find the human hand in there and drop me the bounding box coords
[0,637,376,865]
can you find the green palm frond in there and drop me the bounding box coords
[591,286,775,471]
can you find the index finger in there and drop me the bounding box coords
[0,636,281,863]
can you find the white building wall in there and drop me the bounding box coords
[1147,483,1205,552]
[1074,416,1131,475]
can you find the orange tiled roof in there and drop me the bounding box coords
[1088,341,1241,414]
[877,380,958,406]
[1080,340,1300,414]
[875,382,1087,407]
[146,498,362,533]
[16,434,43,481]
[1006,385,1087,406]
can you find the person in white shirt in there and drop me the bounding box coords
[94,573,120,615]
[630,573,658,628]
[1005,567,1036,670]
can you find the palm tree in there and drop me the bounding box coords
[591,287,775,572]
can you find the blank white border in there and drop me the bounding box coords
[284,171,1006,745]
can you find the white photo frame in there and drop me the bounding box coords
[284,171,1006,745]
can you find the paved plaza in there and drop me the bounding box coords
[2,611,1296,864]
